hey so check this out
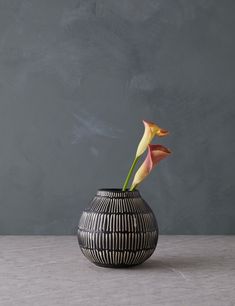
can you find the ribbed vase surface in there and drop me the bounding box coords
[77,189,158,268]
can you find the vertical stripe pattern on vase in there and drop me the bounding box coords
[77,189,158,267]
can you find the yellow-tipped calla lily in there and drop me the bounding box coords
[136,120,169,158]
[130,144,171,191]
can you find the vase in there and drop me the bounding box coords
[77,189,158,268]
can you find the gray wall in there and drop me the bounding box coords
[0,0,234,234]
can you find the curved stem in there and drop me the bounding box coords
[122,157,140,191]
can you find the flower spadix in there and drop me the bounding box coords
[130,144,171,191]
[135,120,169,158]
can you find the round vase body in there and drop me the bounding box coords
[77,189,158,268]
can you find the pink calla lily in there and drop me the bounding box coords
[130,144,171,191]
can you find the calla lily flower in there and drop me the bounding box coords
[135,120,169,158]
[122,120,170,191]
[130,144,171,191]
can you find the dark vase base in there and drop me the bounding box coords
[93,262,140,269]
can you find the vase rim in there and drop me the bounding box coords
[98,188,138,192]
[96,188,140,198]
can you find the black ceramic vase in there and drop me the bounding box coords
[77,189,158,268]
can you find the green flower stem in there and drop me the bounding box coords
[122,156,140,191]
[130,183,138,192]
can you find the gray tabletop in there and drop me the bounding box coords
[0,236,234,306]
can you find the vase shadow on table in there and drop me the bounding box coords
[134,255,222,271]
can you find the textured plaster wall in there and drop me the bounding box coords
[0,0,234,234]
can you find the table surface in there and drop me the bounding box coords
[0,236,234,306]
